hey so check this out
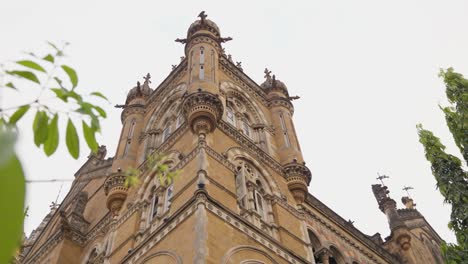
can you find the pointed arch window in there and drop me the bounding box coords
[235,161,272,222]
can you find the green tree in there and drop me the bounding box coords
[0,42,108,263]
[417,68,468,263]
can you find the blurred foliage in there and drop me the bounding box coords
[124,152,179,188]
[0,42,108,263]
[417,68,468,263]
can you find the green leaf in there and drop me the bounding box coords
[42,54,55,63]
[0,132,25,264]
[33,111,49,147]
[93,105,107,118]
[61,65,78,89]
[66,119,79,159]
[68,90,83,103]
[5,82,17,90]
[90,92,108,101]
[5,70,40,84]
[9,105,30,124]
[44,114,59,156]
[82,121,98,153]
[50,88,68,102]
[15,60,46,73]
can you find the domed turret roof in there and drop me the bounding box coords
[260,68,289,96]
[126,73,153,104]
[187,11,221,39]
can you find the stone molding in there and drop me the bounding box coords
[217,120,284,176]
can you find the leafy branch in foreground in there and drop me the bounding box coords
[0,42,109,157]
[417,68,468,264]
[124,152,179,188]
[0,42,109,263]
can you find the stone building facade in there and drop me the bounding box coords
[20,12,445,264]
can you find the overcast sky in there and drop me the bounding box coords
[2,0,467,244]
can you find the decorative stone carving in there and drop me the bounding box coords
[104,173,129,216]
[283,162,311,204]
[182,91,223,134]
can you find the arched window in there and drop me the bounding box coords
[235,160,272,222]
[307,229,322,263]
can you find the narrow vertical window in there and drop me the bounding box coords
[200,47,205,63]
[199,47,205,80]
[165,185,174,211]
[256,192,264,218]
[226,108,235,126]
[162,126,171,142]
[280,114,287,131]
[235,168,247,207]
[128,121,136,139]
[280,113,290,147]
[242,120,251,138]
[176,115,183,129]
[199,65,204,80]
[123,140,131,156]
[151,195,159,219]
[284,133,291,147]
[211,49,215,82]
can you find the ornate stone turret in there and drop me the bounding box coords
[112,74,152,172]
[284,161,311,204]
[104,172,128,217]
[176,12,231,94]
[263,69,304,164]
[182,90,224,135]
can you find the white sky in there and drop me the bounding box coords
[2,0,467,244]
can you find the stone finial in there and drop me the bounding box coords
[264,68,272,80]
[198,11,207,22]
[143,73,151,84]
